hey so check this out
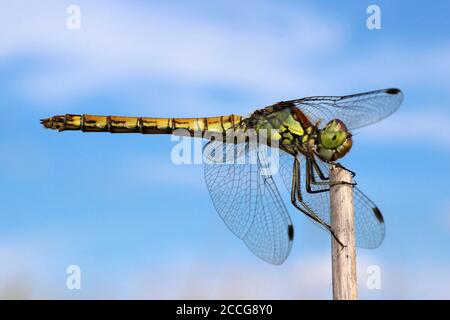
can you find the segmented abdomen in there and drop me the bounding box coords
[41,114,244,136]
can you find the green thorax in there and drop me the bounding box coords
[246,103,317,153]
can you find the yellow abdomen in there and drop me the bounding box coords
[41,114,244,136]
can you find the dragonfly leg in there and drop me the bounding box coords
[316,158,356,178]
[305,155,356,194]
[312,156,356,186]
[291,158,346,248]
[334,162,356,178]
[311,156,329,180]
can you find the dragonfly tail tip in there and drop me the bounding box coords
[41,115,68,131]
[40,117,52,129]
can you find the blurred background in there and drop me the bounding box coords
[1,0,450,299]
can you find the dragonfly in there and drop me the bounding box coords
[41,88,403,265]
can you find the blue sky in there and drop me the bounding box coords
[1,0,450,299]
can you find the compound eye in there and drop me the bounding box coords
[321,129,346,149]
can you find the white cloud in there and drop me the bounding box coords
[0,1,344,104]
[2,0,450,114]
[1,238,450,299]
[360,111,450,150]
[317,44,450,93]
[126,253,333,299]
[101,252,450,299]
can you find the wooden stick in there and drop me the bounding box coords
[330,165,357,300]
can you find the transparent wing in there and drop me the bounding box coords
[290,88,403,130]
[279,150,297,194]
[203,140,294,264]
[278,151,385,248]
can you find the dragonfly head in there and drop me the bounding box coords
[315,119,352,162]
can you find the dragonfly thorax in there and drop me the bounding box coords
[314,119,352,162]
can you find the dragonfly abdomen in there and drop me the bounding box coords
[41,114,244,136]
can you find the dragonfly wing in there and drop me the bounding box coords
[278,151,385,248]
[352,186,385,248]
[279,149,295,193]
[291,88,403,130]
[203,140,294,264]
